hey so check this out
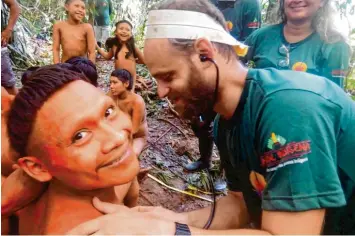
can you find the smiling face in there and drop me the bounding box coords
[116,22,133,42]
[284,0,324,23]
[65,0,86,22]
[144,39,215,120]
[28,81,139,190]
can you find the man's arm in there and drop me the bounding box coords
[132,96,148,156]
[183,191,250,229]
[97,44,114,60]
[52,22,61,64]
[86,23,96,63]
[66,196,325,235]
[2,0,20,46]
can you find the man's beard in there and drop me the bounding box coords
[178,65,215,120]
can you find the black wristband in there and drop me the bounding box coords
[175,222,191,235]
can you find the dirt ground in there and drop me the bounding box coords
[13,59,224,214]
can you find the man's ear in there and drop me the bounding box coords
[124,81,130,89]
[18,157,52,182]
[1,89,14,113]
[193,38,216,62]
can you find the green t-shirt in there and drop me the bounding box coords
[90,0,112,26]
[214,68,355,234]
[243,24,351,88]
[213,0,261,41]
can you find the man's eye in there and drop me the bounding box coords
[105,106,115,118]
[72,131,89,143]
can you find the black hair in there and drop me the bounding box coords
[105,20,138,60]
[65,57,98,86]
[111,69,133,91]
[65,0,84,4]
[8,64,89,156]
[21,66,40,85]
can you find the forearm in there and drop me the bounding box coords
[189,227,270,235]
[97,47,112,60]
[53,49,60,64]
[182,192,250,230]
[88,51,96,63]
[6,2,20,31]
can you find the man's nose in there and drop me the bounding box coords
[157,83,170,98]
[100,122,127,154]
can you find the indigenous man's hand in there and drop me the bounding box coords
[132,206,188,224]
[66,197,175,235]
[1,29,12,46]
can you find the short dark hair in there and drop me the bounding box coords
[111,69,133,90]
[65,0,84,5]
[21,66,40,85]
[155,0,235,60]
[8,65,89,156]
[65,57,98,86]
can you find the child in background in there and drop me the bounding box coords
[108,69,148,207]
[96,20,144,90]
[52,0,96,64]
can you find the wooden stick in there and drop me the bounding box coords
[147,174,213,203]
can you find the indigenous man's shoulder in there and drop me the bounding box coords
[54,21,66,27]
[82,23,94,30]
[133,93,145,107]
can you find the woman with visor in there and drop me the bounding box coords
[242,0,351,88]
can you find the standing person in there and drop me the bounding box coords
[52,0,96,64]
[213,0,261,42]
[97,20,144,90]
[243,0,351,88]
[68,0,355,235]
[89,0,113,48]
[1,0,20,95]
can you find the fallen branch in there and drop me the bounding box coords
[142,126,173,152]
[147,174,213,203]
[157,118,187,139]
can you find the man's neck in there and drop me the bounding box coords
[284,20,313,43]
[28,179,119,234]
[66,17,81,26]
[214,59,248,119]
[48,178,118,202]
[115,90,129,100]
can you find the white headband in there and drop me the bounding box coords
[146,9,248,57]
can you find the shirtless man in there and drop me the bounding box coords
[53,0,96,63]
[6,65,140,234]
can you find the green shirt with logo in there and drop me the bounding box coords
[89,0,112,26]
[212,0,261,41]
[243,24,351,88]
[214,68,355,234]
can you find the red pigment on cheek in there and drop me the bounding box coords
[44,145,67,167]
